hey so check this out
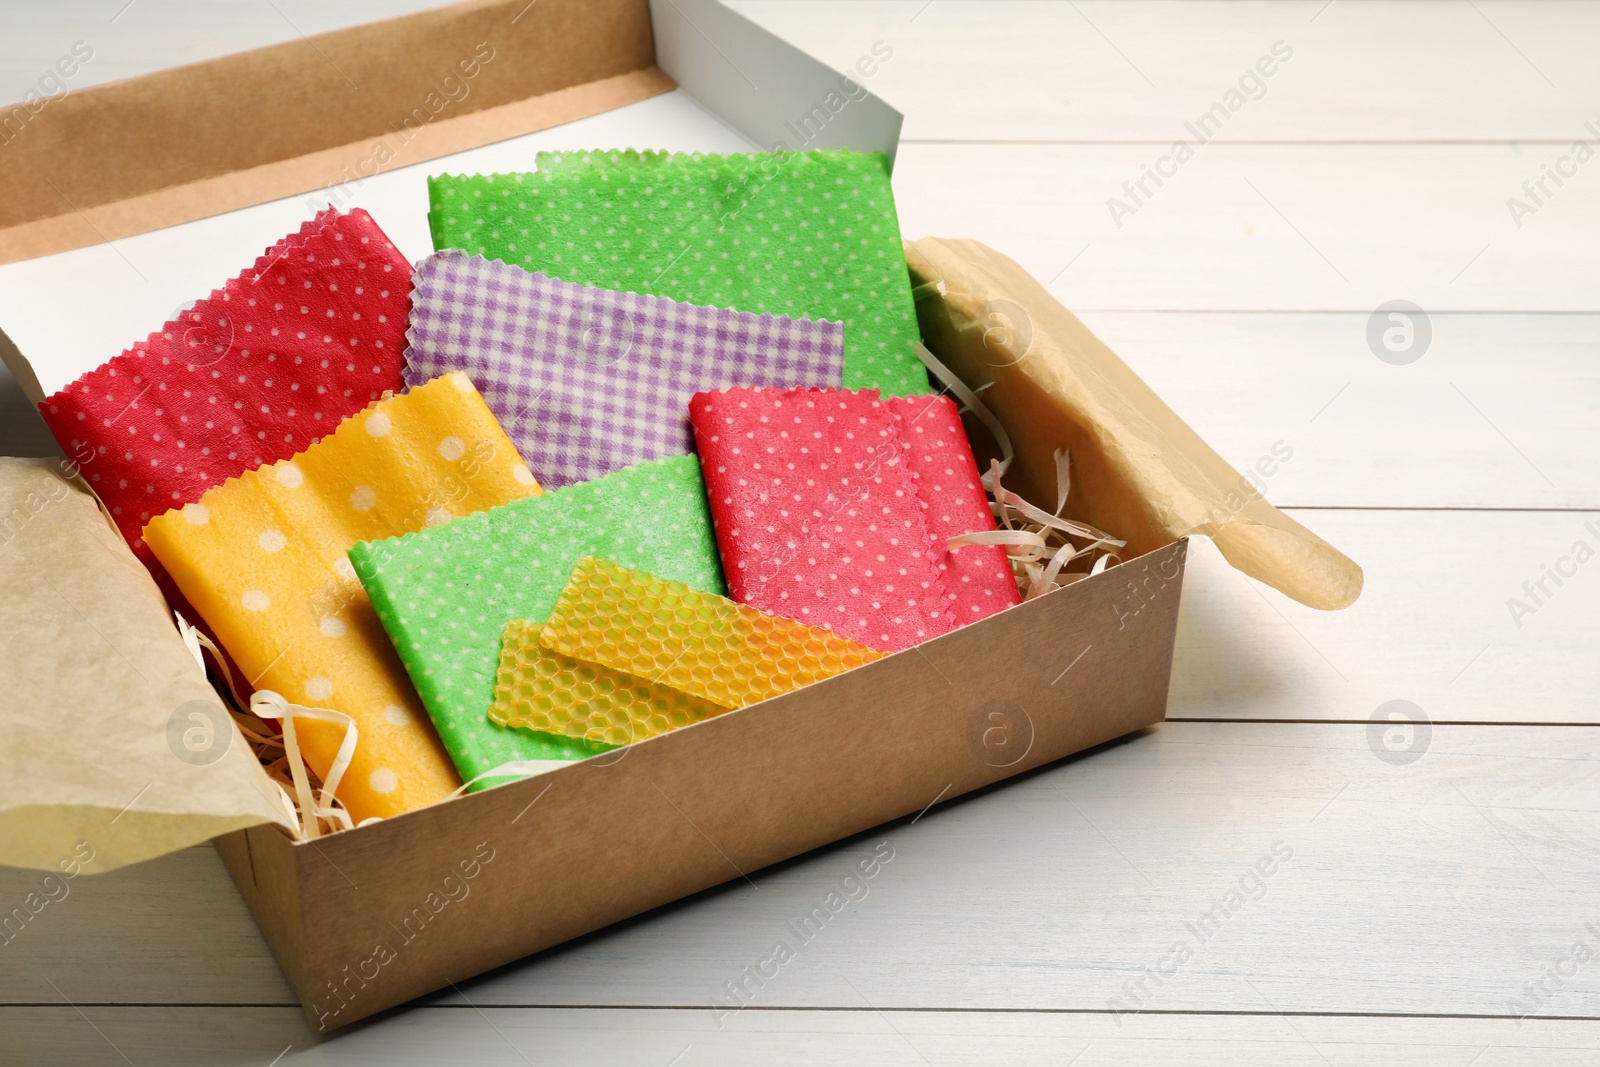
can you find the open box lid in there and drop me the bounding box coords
[0,0,901,267]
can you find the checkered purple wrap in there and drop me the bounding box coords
[403,252,846,488]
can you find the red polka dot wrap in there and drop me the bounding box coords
[689,387,1019,653]
[38,207,413,568]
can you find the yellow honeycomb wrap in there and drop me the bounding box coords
[489,621,729,747]
[540,557,885,711]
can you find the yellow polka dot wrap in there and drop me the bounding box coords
[143,373,541,822]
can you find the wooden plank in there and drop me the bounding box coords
[890,142,1600,312]
[13,2,1599,148]
[3,1006,1598,1066]
[1172,512,1600,724]
[0,846,292,1005]
[728,0,1600,144]
[5,723,1597,1018]
[1076,312,1599,511]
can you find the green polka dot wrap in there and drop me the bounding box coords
[427,149,931,398]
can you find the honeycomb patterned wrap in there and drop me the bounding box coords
[541,557,885,711]
[489,621,729,747]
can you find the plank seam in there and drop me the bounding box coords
[4,1004,1596,1021]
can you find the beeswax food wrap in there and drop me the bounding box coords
[143,374,541,823]
[490,619,730,747]
[887,392,1023,620]
[427,149,930,396]
[403,250,845,487]
[689,387,1017,652]
[0,458,294,873]
[542,557,883,710]
[905,236,1362,610]
[351,454,725,787]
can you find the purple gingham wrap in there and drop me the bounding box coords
[403,251,846,488]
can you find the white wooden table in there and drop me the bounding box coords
[4,2,1599,1063]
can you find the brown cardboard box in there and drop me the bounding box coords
[0,0,1351,1036]
[215,537,1184,1030]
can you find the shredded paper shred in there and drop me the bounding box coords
[914,342,1125,600]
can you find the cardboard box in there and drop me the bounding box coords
[216,538,1183,1030]
[0,0,1194,1033]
